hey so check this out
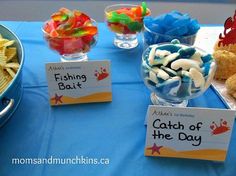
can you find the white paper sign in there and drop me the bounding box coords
[145,105,235,161]
[46,61,112,105]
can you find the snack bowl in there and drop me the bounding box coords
[141,40,216,107]
[104,3,150,49]
[0,24,24,127]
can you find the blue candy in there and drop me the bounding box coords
[177,76,192,97]
[202,62,211,76]
[172,16,190,28]
[147,80,156,88]
[161,66,178,77]
[190,81,201,94]
[201,54,213,63]
[178,47,196,58]
[171,39,180,44]
[188,19,200,35]
[156,77,181,95]
[143,11,200,45]
[150,24,164,34]
[157,77,165,84]
[156,44,181,53]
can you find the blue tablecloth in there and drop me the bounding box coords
[0,21,235,176]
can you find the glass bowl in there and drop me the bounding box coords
[42,19,98,62]
[143,22,197,49]
[141,42,216,107]
[104,4,150,49]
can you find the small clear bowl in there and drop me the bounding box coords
[42,19,98,62]
[141,43,216,107]
[143,23,197,49]
[105,4,150,49]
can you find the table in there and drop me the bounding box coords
[0,21,235,176]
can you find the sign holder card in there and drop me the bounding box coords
[145,105,236,161]
[45,60,112,106]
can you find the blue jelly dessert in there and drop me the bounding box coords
[143,11,200,47]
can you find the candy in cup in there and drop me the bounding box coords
[141,39,216,107]
[143,11,200,48]
[43,8,98,62]
[105,2,150,49]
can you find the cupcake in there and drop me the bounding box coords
[226,73,236,99]
[213,43,236,80]
[213,11,236,80]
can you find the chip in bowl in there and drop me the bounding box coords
[0,33,19,94]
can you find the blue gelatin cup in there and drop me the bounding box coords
[143,23,197,49]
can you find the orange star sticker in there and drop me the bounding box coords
[51,93,63,104]
[147,143,163,155]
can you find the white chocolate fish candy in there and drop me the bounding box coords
[190,51,203,65]
[157,69,170,80]
[171,59,201,72]
[180,70,190,77]
[161,66,177,77]
[155,49,171,58]
[148,45,158,65]
[151,67,160,74]
[149,70,158,84]
[189,68,205,89]
[149,51,180,67]
[162,53,180,66]
[149,67,170,80]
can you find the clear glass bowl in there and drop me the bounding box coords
[141,43,216,107]
[104,4,150,49]
[143,22,197,49]
[42,19,98,62]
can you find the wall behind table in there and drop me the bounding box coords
[0,0,235,24]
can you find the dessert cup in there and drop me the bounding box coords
[141,42,216,107]
[43,19,98,62]
[105,4,150,49]
[143,23,197,49]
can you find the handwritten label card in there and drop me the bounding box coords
[46,61,112,106]
[145,106,235,161]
